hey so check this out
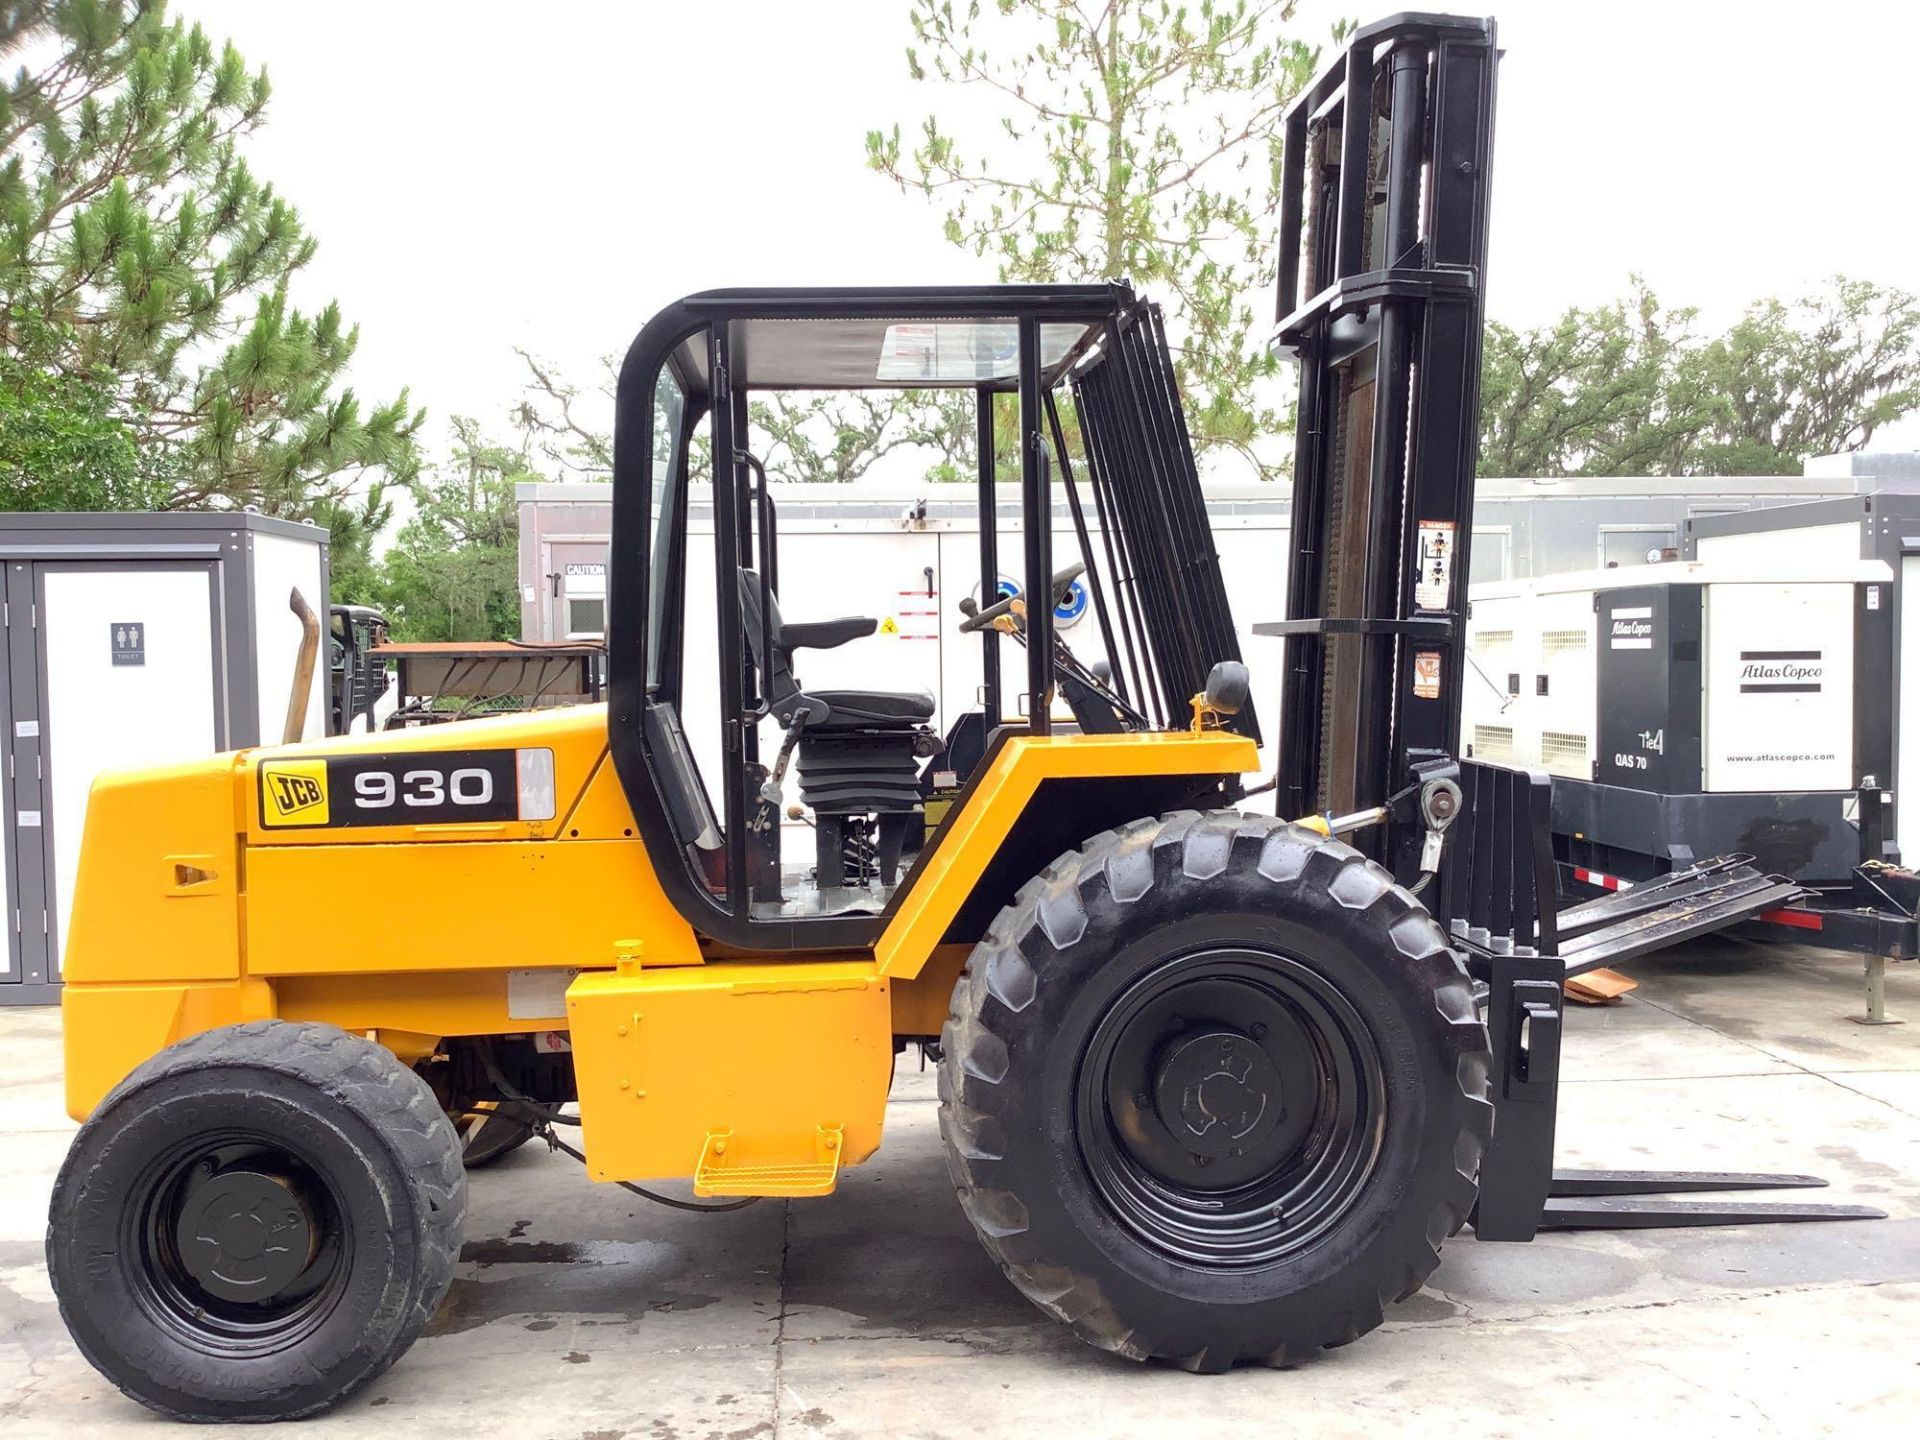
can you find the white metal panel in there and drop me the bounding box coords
[936,528,1002,725]
[1901,556,1920,856]
[41,567,218,967]
[1461,591,1521,760]
[775,527,946,715]
[1464,584,1598,775]
[1528,589,1598,778]
[677,526,724,824]
[251,531,328,743]
[1696,521,1863,570]
[1472,555,1888,600]
[1214,526,1289,755]
[1703,582,1854,792]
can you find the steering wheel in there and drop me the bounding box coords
[958,561,1086,634]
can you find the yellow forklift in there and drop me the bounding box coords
[45,15,1876,1422]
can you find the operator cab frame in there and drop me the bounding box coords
[608,284,1252,952]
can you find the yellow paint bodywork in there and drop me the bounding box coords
[61,754,246,986]
[60,705,1257,1194]
[62,979,275,1119]
[243,832,698,977]
[566,960,890,1192]
[874,730,1257,977]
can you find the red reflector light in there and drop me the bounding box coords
[1757,907,1823,931]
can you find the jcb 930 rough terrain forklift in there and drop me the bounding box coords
[46,15,1878,1422]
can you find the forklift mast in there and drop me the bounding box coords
[1265,14,1882,1238]
[1269,12,1496,886]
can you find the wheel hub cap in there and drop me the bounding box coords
[176,1169,314,1303]
[1077,948,1387,1268]
[1153,1029,1284,1160]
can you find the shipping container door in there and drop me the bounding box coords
[548,542,610,642]
[33,563,223,977]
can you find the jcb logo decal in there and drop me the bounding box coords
[272,774,323,811]
[260,761,330,827]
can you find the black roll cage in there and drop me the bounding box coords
[607,283,1249,952]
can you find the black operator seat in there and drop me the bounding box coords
[738,570,935,729]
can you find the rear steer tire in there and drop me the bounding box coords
[47,1019,466,1422]
[939,809,1492,1371]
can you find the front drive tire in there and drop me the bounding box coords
[939,809,1492,1371]
[47,1020,467,1422]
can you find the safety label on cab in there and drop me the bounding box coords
[1413,651,1443,699]
[1414,520,1455,611]
[259,749,544,829]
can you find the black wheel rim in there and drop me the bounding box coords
[1074,946,1386,1270]
[120,1129,353,1357]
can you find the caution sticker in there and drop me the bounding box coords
[260,758,330,826]
[878,615,900,636]
[1413,651,1443,700]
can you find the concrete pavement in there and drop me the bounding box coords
[2,935,1916,1438]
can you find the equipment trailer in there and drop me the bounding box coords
[45,14,1879,1423]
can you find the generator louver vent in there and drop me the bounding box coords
[1540,730,1590,777]
[1471,724,1515,761]
[1541,629,1588,658]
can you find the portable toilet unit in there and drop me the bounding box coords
[0,512,330,1002]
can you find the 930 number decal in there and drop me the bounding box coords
[260,750,526,829]
[353,766,496,811]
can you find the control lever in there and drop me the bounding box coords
[958,591,1020,634]
[959,561,1083,634]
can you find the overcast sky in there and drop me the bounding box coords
[175,0,1920,462]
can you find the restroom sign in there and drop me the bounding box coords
[111,622,145,666]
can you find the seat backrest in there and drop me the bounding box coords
[738,568,801,707]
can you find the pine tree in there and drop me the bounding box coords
[868,1,1329,478]
[0,0,420,514]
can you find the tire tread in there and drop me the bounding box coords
[938,808,1492,1369]
[48,1020,466,1422]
